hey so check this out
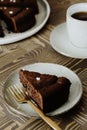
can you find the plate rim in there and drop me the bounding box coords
[50,22,87,59]
[0,0,50,45]
[3,62,83,117]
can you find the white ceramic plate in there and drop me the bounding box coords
[0,0,50,45]
[3,63,82,117]
[50,23,87,59]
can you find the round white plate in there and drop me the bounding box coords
[3,63,82,117]
[0,0,50,45]
[50,23,87,59]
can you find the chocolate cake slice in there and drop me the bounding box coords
[0,7,36,32]
[0,0,39,14]
[19,69,71,113]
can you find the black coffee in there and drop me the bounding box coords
[71,12,87,21]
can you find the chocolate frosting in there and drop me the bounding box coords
[0,0,39,14]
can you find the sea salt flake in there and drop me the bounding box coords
[9,11,13,14]
[36,77,40,81]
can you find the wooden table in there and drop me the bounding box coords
[0,0,87,130]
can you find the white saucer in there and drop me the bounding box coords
[3,63,82,117]
[50,23,87,59]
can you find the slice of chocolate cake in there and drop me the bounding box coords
[19,69,71,113]
[0,0,39,34]
[0,0,39,14]
[0,7,36,32]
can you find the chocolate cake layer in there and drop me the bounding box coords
[0,7,36,32]
[19,69,71,113]
[0,0,39,14]
[19,70,58,89]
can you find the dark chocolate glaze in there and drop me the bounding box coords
[0,0,39,14]
[0,7,36,32]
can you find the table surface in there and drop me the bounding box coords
[0,0,87,130]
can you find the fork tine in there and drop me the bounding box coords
[8,85,25,102]
[14,85,26,98]
[8,87,20,101]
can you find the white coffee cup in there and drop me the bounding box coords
[66,3,87,48]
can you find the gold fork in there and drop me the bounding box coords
[8,85,62,130]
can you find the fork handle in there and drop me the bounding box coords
[27,101,62,130]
